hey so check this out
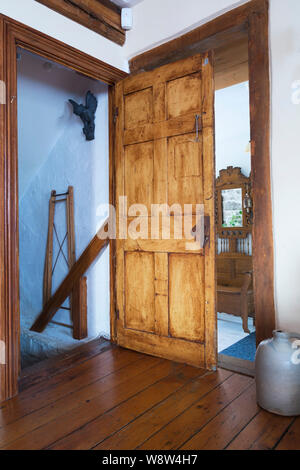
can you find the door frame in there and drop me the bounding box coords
[0,14,128,402]
[127,0,275,348]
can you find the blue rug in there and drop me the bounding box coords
[220,332,256,362]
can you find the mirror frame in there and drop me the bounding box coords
[216,166,252,239]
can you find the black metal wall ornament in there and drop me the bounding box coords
[69,91,98,141]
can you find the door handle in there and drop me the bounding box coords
[191,215,210,249]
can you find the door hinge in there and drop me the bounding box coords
[203,215,210,249]
[191,215,210,249]
[113,107,119,123]
[115,309,119,319]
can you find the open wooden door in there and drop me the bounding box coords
[114,53,216,369]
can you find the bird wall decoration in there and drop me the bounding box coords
[69,91,98,141]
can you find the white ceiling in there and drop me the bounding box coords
[110,0,145,8]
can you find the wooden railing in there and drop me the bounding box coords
[31,219,109,333]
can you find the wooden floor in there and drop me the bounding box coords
[0,339,299,450]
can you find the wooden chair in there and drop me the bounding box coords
[217,254,255,333]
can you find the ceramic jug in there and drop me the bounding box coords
[256,330,300,416]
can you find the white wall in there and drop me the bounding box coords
[18,50,110,339]
[215,82,251,177]
[0,0,128,72]
[269,0,300,332]
[124,0,250,59]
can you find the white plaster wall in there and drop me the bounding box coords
[124,0,250,59]
[0,0,128,72]
[215,82,251,177]
[18,50,110,339]
[269,0,300,332]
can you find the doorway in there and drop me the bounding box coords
[214,79,256,375]
[0,14,127,402]
[17,48,110,369]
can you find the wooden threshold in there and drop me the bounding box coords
[0,345,297,450]
[218,354,255,378]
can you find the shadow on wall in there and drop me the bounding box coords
[17,49,110,339]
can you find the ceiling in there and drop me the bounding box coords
[110,0,145,8]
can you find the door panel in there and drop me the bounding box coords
[168,134,203,209]
[166,72,202,119]
[124,141,154,210]
[169,254,205,342]
[115,52,216,369]
[124,87,153,130]
[125,252,155,333]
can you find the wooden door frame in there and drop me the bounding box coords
[0,13,128,402]
[127,0,275,348]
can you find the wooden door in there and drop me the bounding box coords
[114,53,216,369]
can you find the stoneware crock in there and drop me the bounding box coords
[255,330,300,416]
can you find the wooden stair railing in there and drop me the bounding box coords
[31,219,109,333]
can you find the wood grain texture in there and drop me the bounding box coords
[115,54,216,369]
[275,418,300,450]
[2,17,21,403]
[139,373,253,450]
[128,1,267,74]
[0,345,295,450]
[49,364,203,450]
[181,383,258,449]
[30,221,109,333]
[201,51,217,369]
[0,347,144,428]
[109,85,118,343]
[3,15,128,84]
[35,0,125,45]
[248,1,275,345]
[229,409,294,450]
[72,276,88,340]
[19,338,113,392]
[128,0,275,347]
[0,350,154,448]
[0,16,7,403]
[95,368,231,450]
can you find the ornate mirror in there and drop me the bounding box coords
[216,166,252,243]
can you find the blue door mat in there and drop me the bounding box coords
[220,332,256,362]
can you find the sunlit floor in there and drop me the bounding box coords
[217,313,255,352]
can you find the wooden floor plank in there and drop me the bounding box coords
[49,364,205,450]
[228,409,294,450]
[275,417,300,450]
[180,383,258,449]
[138,373,253,450]
[3,360,185,449]
[19,338,113,392]
[94,369,232,450]
[0,354,159,449]
[0,344,297,450]
[0,348,145,428]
